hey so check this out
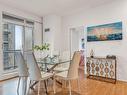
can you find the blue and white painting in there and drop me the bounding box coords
[87,22,122,42]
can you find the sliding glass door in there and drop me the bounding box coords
[3,23,15,70]
[2,14,34,72]
[24,27,33,51]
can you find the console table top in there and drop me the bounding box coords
[87,56,116,60]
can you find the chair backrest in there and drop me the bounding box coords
[15,52,29,77]
[25,51,41,81]
[67,51,81,79]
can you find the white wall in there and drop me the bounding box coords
[0,4,42,78]
[62,0,127,81]
[43,15,62,55]
[71,29,79,51]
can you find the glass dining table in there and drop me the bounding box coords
[37,57,71,72]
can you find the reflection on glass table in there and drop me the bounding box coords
[37,55,71,72]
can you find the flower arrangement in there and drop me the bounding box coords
[33,43,50,51]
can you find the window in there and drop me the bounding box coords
[2,13,34,71]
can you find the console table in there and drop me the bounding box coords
[86,57,117,83]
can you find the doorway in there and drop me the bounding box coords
[70,26,86,78]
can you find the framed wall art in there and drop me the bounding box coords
[87,22,122,42]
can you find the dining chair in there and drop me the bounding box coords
[53,61,70,72]
[53,51,70,72]
[15,51,29,95]
[53,51,81,95]
[25,51,54,95]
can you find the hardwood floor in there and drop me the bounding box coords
[0,67,127,95]
[1,77,127,95]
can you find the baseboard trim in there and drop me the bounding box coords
[116,80,127,84]
[0,76,18,82]
[0,72,18,81]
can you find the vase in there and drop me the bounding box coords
[90,49,94,58]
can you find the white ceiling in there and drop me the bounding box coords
[0,0,116,16]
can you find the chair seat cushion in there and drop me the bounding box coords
[55,71,68,79]
[53,67,69,72]
[41,72,53,80]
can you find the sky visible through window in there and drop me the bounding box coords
[15,25,23,50]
